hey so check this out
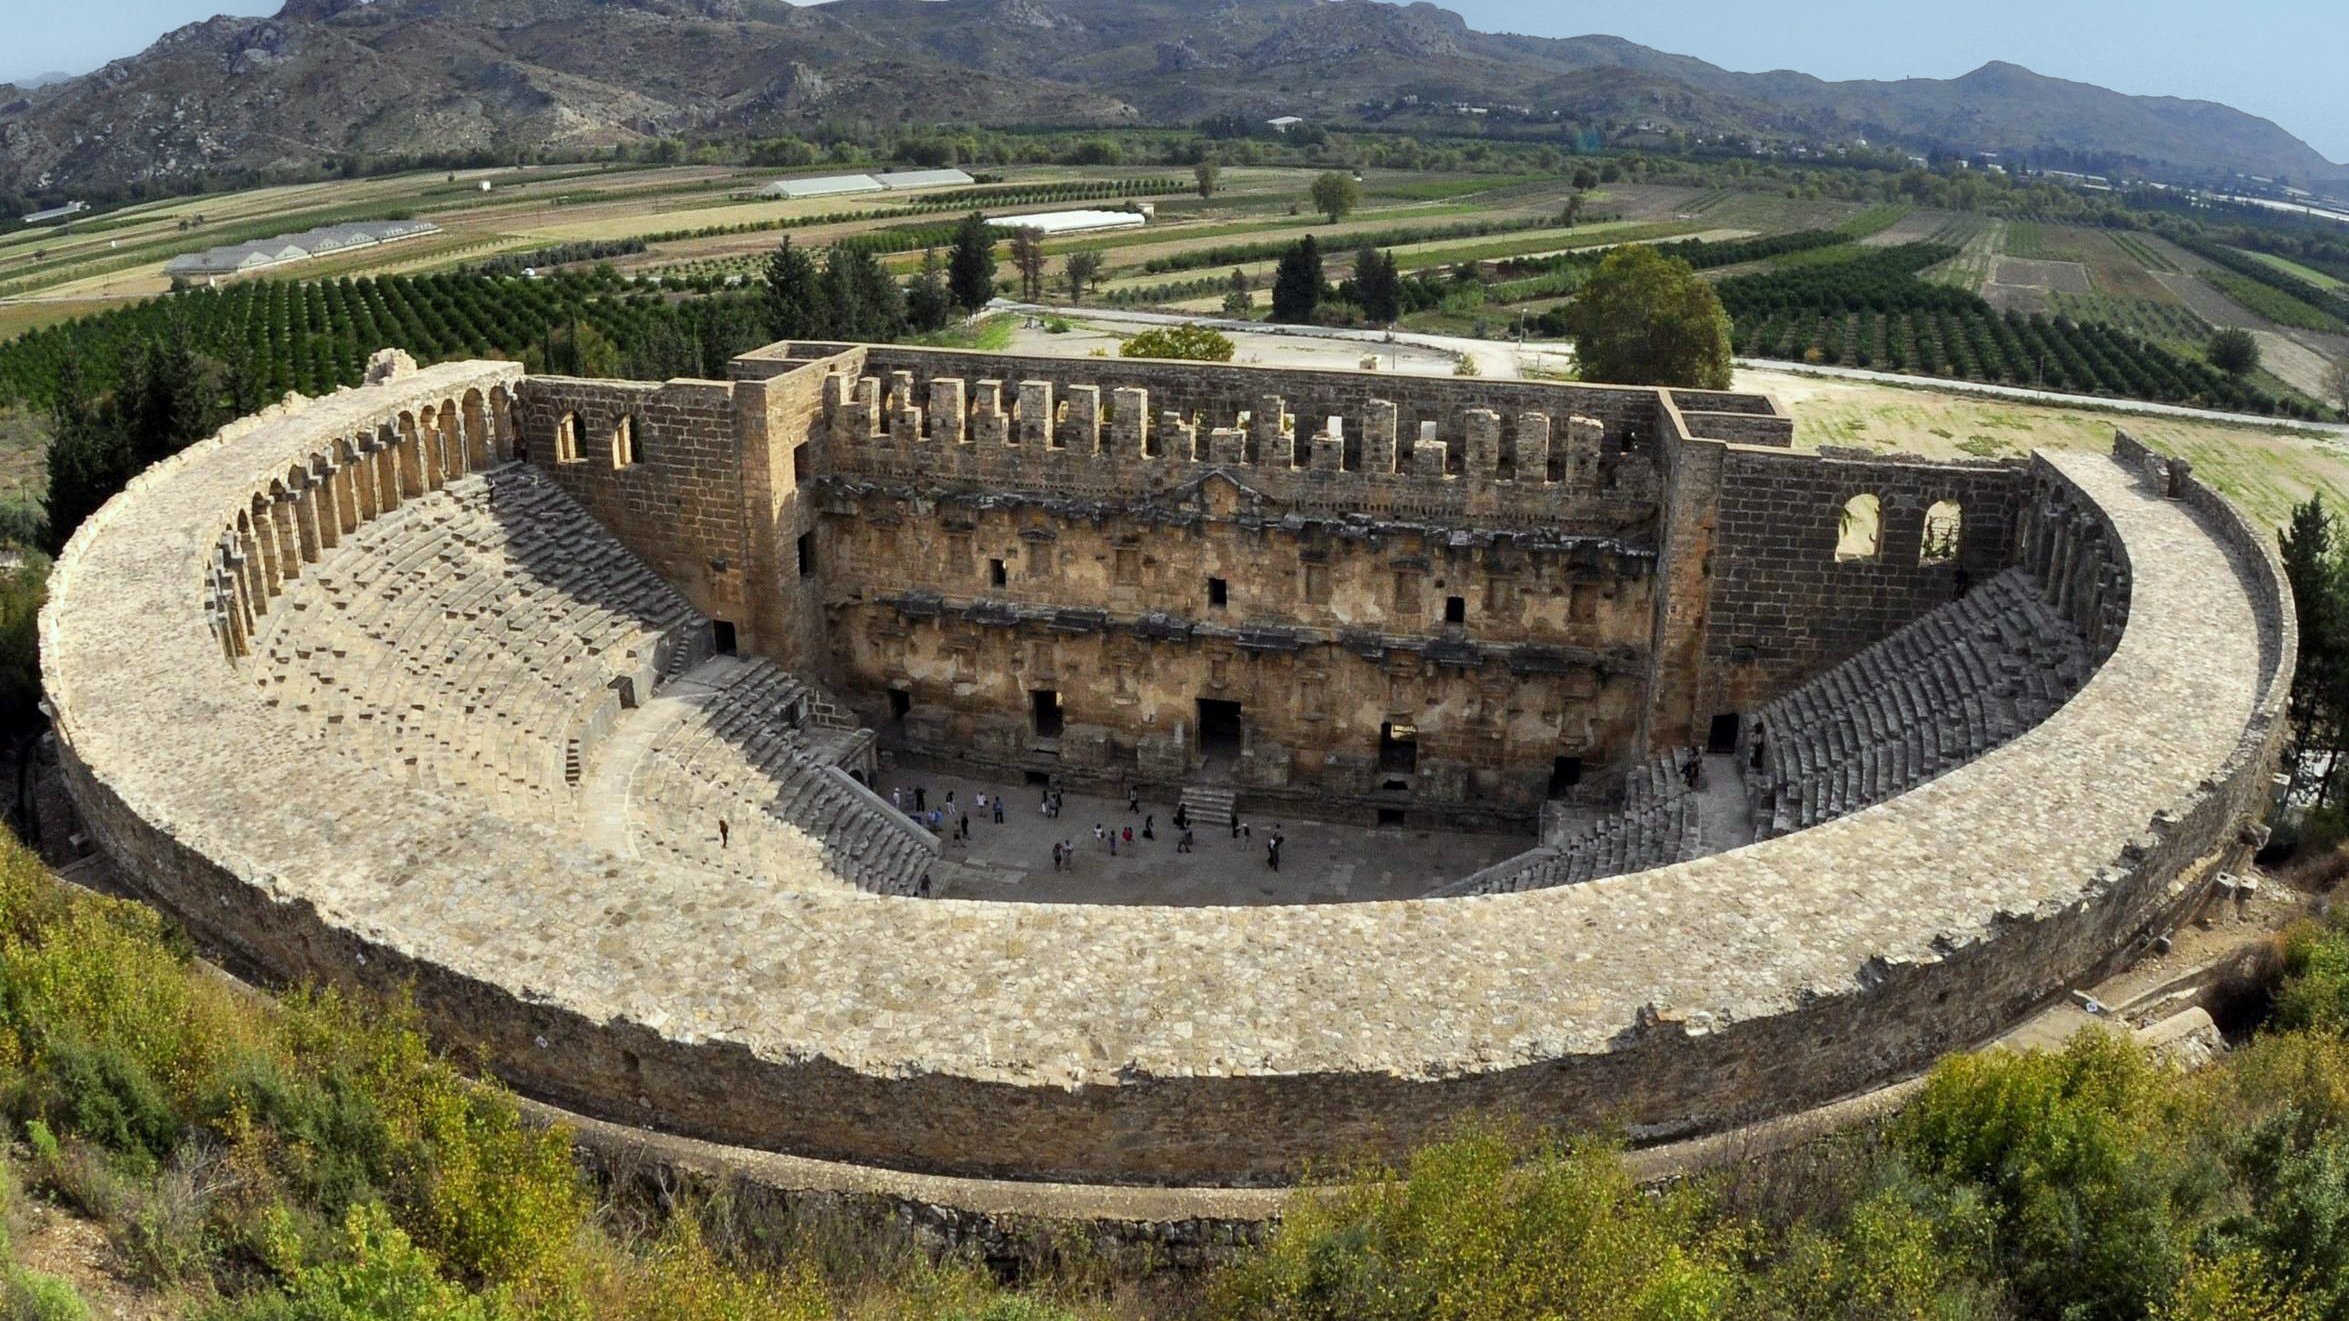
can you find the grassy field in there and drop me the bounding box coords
[0,408,49,513]
[1745,364,2349,527]
[2204,269,2347,333]
[1924,218,2005,291]
[2238,246,2349,292]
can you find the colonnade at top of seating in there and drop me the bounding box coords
[2016,461,2132,664]
[824,368,1618,487]
[210,383,519,662]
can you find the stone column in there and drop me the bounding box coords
[270,490,302,583]
[1063,385,1102,456]
[1364,400,1398,474]
[292,478,322,564]
[1018,380,1056,448]
[1464,409,1501,480]
[972,381,1009,447]
[928,378,967,444]
[311,459,341,549]
[1413,437,1449,478]
[1514,412,1551,483]
[1563,415,1604,487]
[1252,394,1290,467]
[1111,387,1150,455]
[1310,417,1344,471]
[1163,410,1198,462]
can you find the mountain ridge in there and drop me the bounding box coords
[0,0,2336,199]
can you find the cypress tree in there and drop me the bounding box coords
[1271,235,1324,325]
[763,236,829,340]
[946,211,997,311]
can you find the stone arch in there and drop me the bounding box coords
[437,399,465,481]
[489,385,518,461]
[1835,493,1882,562]
[233,509,268,616]
[248,494,281,597]
[555,411,580,464]
[396,412,425,498]
[1920,499,1963,566]
[289,465,321,563]
[462,390,493,471]
[333,438,365,530]
[267,480,302,583]
[416,406,447,490]
[373,424,403,513]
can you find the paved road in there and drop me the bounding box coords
[999,299,2348,438]
[1737,358,2349,438]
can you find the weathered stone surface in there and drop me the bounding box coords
[40,348,2290,1190]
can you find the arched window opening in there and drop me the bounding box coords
[1921,499,1963,565]
[612,414,637,469]
[555,412,579,464]
[1835,493,1882,562]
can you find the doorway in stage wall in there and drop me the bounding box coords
[1197,699,1244,764]
[1707,713,1741,755]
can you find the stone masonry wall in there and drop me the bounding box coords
[515,377,752,634]
[1695,447,2024,725]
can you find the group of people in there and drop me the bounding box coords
[886,775,1294,876]
[888,783,1007,843]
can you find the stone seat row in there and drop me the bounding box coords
[626,657,932,895]
[1749,568,2091,840]
[249,465,699,815]
[1463,790,1704,896]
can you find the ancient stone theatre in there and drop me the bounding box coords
[41,339,2290,1192]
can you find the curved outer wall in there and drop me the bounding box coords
[42,362,2291,1187]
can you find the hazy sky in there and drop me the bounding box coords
[9,0,2347,162]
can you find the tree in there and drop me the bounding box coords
[1121,324,1237,362]
[762,236,828,340]
[1565,245,1735,390]
[41,327,234,553]
[946,211,997,311]
[624,314,702,382]
[1309,171,1361,225]
[2282,496,2349,803]
[1354,245,1401,324]
[823,245,906,342]
[1221,267,1254,318]
[1194,160,1221,199]
[1560,192,1587,228]
[1270,235,1325,324]
[532,319,622,378]
[2210,327,2262,377]
[1063,250,1104,304]
[1572,165,1600,191]
[906,248,953,334]
[1008,227,1049,303]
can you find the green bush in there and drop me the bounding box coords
[0,1267,90,1321]
[207,1203,492,1321]
[1891,1029,2220,1321]
[1119,324,1235,362]
[2275,921,2349,1037]
[1207,1126,1737,1320]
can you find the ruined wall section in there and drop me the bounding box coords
[821,350,1668,532]
[515,377,755,642]
[1696,447,2023,724]
[822,485,1654,816]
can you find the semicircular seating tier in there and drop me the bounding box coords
[42,357,2291,1189]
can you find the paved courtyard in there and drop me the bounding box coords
[872,760,1533,905]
